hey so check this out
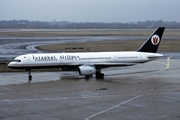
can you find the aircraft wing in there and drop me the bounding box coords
[75,62,137,68]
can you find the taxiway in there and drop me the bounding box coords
[0,57,180,120]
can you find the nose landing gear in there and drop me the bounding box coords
[26,69,32,82]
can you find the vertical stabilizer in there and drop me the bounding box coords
[138,27,165,53]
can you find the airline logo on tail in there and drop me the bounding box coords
[151,34,160,45]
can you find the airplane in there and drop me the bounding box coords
[8,27,165,81]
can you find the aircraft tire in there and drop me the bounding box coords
[96,73,104,79]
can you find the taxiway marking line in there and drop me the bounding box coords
[157,57,171,72]
[169,59,180,64]
[85,92,180,120]
[85,94,143,120]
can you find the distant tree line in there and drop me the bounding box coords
[0,20,180,29]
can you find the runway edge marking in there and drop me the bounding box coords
[85,94,143,120]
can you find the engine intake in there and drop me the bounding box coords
[78,65,96,76]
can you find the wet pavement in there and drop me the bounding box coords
[0,36,147,60]
[0,57,180,120]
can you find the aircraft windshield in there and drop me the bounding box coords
[12,59,21,62]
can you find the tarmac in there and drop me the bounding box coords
[0,57,180,120]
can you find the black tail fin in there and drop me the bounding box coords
[138,27,165,53]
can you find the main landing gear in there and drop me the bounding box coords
[84,72,104,80]
[96,72,104,79]
[95,69,104,79]
[84,73,104,80]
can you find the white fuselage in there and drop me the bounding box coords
[8,51,163,69]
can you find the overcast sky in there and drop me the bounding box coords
[0,0,180,22]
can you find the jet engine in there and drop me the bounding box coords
[78,65,96,76]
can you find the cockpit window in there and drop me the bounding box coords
[12,59,21,62]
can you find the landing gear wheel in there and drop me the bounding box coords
[28,75,32,81]
[96,73,104,79]
[85,75,90,79]
[27,69,32,82]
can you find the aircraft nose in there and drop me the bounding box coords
[8,62,14,68]
[8,62,12,67]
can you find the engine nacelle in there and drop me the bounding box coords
[78,65,96,76]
